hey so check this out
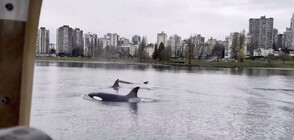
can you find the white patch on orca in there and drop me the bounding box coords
[93,96,102,101]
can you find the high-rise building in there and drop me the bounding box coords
[57,25,73,55]
[180,39,188,57]
[275,34,283,50]
[99,38,110,49]
[249,16,274,52]
[206,37,217,56]
[84,33,99,57]
[36,27,50,54]
[273,28,278,45]
[168,34,181,58]
[157,31,167,47]
[193,34,205,59]
[291,13,294,29]
[283,13,294,50]
[105,33,119,48]
[283,28,294,50]
[145,43,155,58]
[72,28,84,56]
[132,35,141,45]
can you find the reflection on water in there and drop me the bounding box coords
[129,103,138,114]
[35,61,294,77]
[31,61,294,139]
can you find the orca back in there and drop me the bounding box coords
[94,93,127,102]
[88,87,141,102]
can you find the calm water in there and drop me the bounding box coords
[30,61,294,140]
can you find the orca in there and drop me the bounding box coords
[111,79,148,90]
[88,87,141,102]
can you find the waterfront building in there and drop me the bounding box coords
[157,31,167,47]
[275,34,283,50]
[291,13,294,29]
[36,27,50,54]
[145,43,155,58]
[273,28,278,49]
[57,25,73,55]
[84,32,99,57]
[168,34,181,58]
[121,43,137,57]
[180,39,188,57]
[249,16,274,56]
[193,34,206,59]
[206,37,217,56]
[283,28,294,50]
[105,33,119,48]
[72,28,84,56]
[283,14,294,50]
[99,38,110,49]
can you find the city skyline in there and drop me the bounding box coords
[36,12,294,58]
[39,0,294,43]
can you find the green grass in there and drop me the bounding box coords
[170,59,294,68]
[35,57,294,68]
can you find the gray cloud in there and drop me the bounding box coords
[39,0,294,43]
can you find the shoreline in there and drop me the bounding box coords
[35,57,294,69]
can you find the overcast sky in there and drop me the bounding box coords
[39,0,294,44]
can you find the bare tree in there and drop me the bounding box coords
[266,54,275,64]
[247,41,258,60]
[158,42,165,61]
[239,48,246,62]
[186,36,195,64]
[239,31,246,50]
[280,52,291,64]
[118,47,129,58]
[97,43,104,58]
[211,43,224,60]
[195,45,205,60]
[231,31,246,60]
[137,37,147,62]
[194,36,205,60]
[103,45,111,60]
[152,44,158,59]
[164,46,171,61]
[231,34,239,60]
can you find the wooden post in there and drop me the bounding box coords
[0,0,42,128]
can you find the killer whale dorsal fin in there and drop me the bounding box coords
[112,79,119,88]
[126,87,140,98]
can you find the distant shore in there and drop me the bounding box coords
[35,57,294,68]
